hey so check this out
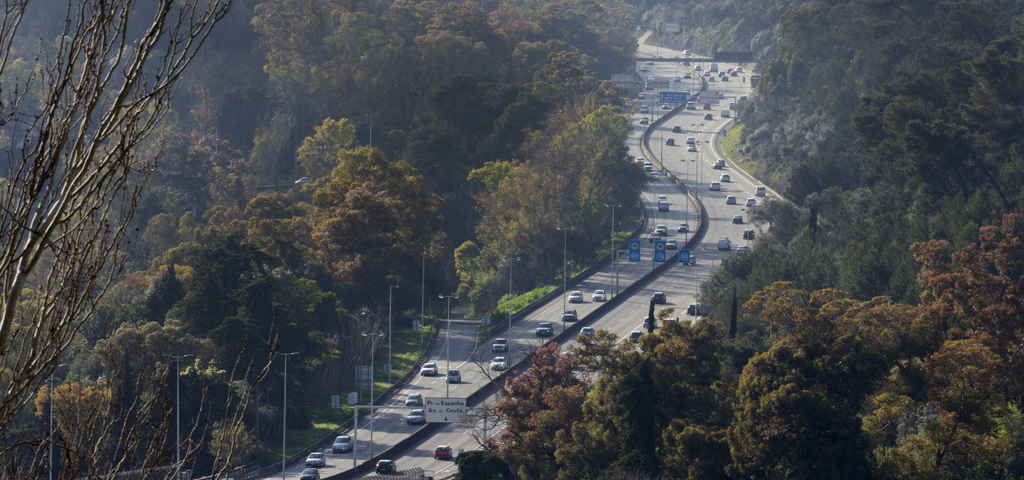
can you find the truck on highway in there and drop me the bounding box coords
[709,63,719,72]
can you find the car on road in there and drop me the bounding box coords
[581,327,596,337]
[643,161,653,171]
[662,104,671,109]
[332,435,352,453]
[655,224,668,235]
[672,125,682,133]
[405,393,423,406]
[674,76,682,82]
[666,239,677,250]
[434,445,454,460]
[490,357,508,371]
[650,171,659,180]
[562,309,579,322]
[652,292,667,304]
[726,195,736,205]
[492,338,508,352]
[743,229,756,240]
[640,66,648,72]
[639,116,649,125]
[306,452,326,468]
[704,113,713,120]
[710,181,721,191]
[658,194,668,202]
[648,231,661,242]
[694,64,701,70]
[446,370,461,383]
[683,72,692,78]
[536,322,553,336]
[299,468,320,480]
[647,76,654,81]
[738,245,749,252]
[666,138,674,145]
[722,75,729,81]
[678,222,689,233]
[592,290,606,302]
[687,145,697,152]
[720,174,731,182]
[733,214,744,224]
[630,330,644,343]
[407,409,425,424]
[703,103,711,110]
[755,186,766,196]
[686,137,696,144]
[638,93,645,99]
[420,362,438,376]
[568,291,583,303]
[745,198,757,207]
[376,459,397,474]
[718,237,732,250]
[640,105,649,113]
[295,176,313,185]
[686,101,696,110]
[687,303,700,316]
[646,60,654,65]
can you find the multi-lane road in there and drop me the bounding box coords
[262,40,761,480]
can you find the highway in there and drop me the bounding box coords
[265,40,759,480]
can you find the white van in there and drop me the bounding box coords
[709,63,719,72]
[718,237,731,250]
[721,110,730,118]
[710,181,721,191]
[755,186,766,196]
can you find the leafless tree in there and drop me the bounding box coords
[0,0,252,477]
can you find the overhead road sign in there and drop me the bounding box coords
[425,397,467,423]
[659,92,688,104]
[713,51,753,62]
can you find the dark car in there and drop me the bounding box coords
[299,468,320,480]
[687,303,700,316]
[536,322,553,336]
[743,229,756,240]
[376,460,397,474]
[630,330,643,343]
[672,125,682,133]
[666,138,675,146]
[652,292,667,304]
[562,309,578,322]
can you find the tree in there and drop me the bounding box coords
[454,450,516,480]
[0,0,266,476]
[297,118,357,179]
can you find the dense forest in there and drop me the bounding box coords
[2,0,642,474]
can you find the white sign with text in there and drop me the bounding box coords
[425,397,467,423]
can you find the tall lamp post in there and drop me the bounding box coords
[439,294,458,397]
[388,284,399,383]
[604,204,621,297]
[279,351,299,480]
[361,332,384,459]
[556,225,575,332]
[164,354,193,473]
[49,363,69,480]
[501,254,520,355]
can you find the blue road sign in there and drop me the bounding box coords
[659,91,688,104]
[679,250,691,263]
[628,240,641,262]
[654,241,667,263]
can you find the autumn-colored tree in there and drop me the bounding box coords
[489,342,588,479]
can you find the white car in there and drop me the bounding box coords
[568,291,583,303]
[745,198,757,207]
[305,452,326,468]
[655,224,667,234]
[492,338,508,352]
[581,327,596,337]
[687,145,697,152]
[592,290,606,302]
[420,362,438,376]
[738,245,749,252]
[650,171,660,180]
[408,409,425,424]
[710,182,721,191]
[490,357,508,371]
[720,174,731,182]
[658,194,667,202]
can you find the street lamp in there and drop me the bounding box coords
[49,363,69,480]
[278,351,299,480]
[556,225,575,332]
[605,204,621,298]
[361,332,384,459]
[439,294,458,397]
[163,354,193,472]
[388,284,399,383]
[501,254,520,357]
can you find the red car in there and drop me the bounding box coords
[703,103,711,110]
[434,445,453,460]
